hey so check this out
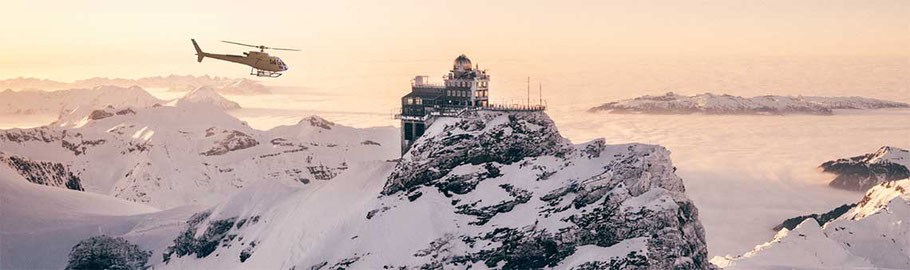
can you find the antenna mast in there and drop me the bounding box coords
[539,82,542,106]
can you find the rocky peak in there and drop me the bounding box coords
[821,146,910,191]
[865,146,909,165]
[175,86,242,110]
[298,115,335,130]
[383,111,572,195]
[846,178,910,220]
[373,110,712,269]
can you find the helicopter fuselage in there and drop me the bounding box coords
[192,39,293,77]
[202,51,288,72]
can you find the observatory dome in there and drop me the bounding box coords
[454,54,472,71]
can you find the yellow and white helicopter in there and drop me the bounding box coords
[191,39,299,78]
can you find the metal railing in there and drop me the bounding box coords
[480,104,546,112]
[393,103,546,121]
[411,82,446,88]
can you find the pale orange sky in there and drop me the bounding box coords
[1,0,908,104]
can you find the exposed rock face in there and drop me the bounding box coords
[588,92,909,115]
[772,203,856,231]
[301,115,335,130]
[164,211,240,262]
[821,146,910,191]
[87,106,136,121]
[162,211,263,265]
[201,129,259,156]
[383,111,571,195]
[714,179,910,269]
[374,111,712,269]
[88,110,114,120]
[0,154,83,191]
[66,235,152,270]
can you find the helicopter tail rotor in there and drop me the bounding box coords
[191,39,205,62]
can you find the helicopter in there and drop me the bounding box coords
[191,39,299,78]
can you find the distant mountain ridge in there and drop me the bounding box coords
[0,104,398,208]
[0,75,269,95]
[589,92,909,115]
[2,85,246,127]
[0,85,164,116]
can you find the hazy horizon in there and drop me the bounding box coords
[2,0,908,95]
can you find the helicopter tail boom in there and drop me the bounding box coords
[191,39,205,62]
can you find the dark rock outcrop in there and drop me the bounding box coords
[1,154,84,191]
[772,203,857,231]
[201,129,259,156]
[163,211,263,264]
[301,116,335,130]
[821,146,910,191]
[66,235,151,270]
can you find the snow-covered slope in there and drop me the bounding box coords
[821,146,910,191]
[0,86,163,116]
[151,111,713,269]
[0,161,171,270]
[174,86,242,110]
[713,179,910,269]
[0,105,398,209]
[588,92,909,115]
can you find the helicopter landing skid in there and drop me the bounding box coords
[251,68,282,78]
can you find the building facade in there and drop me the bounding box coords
[398,54,490,154]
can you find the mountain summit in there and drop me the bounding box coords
[175,86,242,110]
[821,146,910,191]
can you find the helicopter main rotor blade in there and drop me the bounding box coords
[221,40,261,48]
[270,47,301,51]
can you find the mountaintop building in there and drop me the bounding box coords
[396,54,544,154]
